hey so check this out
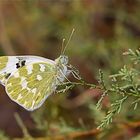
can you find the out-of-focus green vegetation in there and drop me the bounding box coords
[0,1,140,140]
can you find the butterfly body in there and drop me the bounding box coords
[0,55,68,111]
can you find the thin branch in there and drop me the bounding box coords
[14,113,31,139]
[14,128,100,140]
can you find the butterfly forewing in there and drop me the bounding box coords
[0,56,55,85]
[5,62,57,111]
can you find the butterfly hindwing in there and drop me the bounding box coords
[5,61,58,111]
[0,56,55,85]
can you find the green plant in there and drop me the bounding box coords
[57,49,140,129]
[98,49,140,128]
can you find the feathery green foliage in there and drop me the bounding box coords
[56,48,140,129]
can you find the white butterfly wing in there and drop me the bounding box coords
[0,56,55,85]
[0,55,68,111]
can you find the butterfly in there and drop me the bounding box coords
[0,29,74,111]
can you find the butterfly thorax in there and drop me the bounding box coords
[54,55,68,82]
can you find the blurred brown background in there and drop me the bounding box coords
[0,0,140,140]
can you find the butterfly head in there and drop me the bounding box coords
[55,55,68,66]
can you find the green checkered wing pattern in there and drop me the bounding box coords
[5,62,57,111]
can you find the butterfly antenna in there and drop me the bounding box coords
[61,38,66,54]
[62,28,75,55]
